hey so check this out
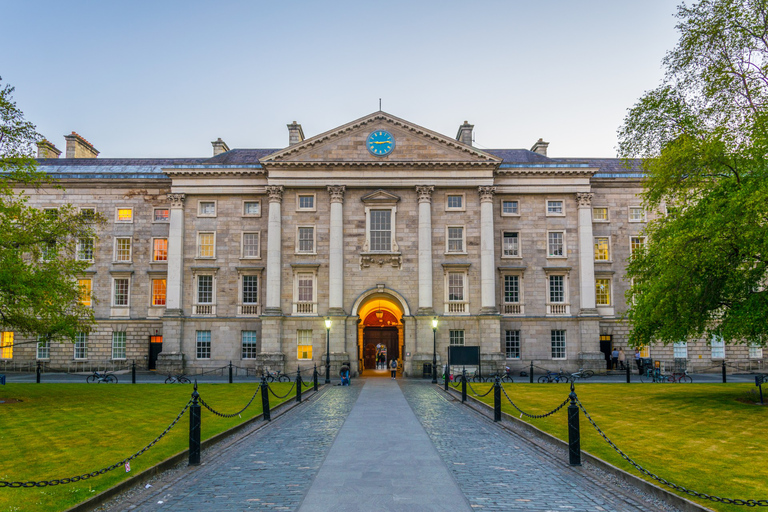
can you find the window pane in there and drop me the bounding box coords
[630,207,645,221]
[547,201,563,214]
[37,336,49,359]
[199,202,215,215]
[504,275,519,303]
[112,332,126,359]
[505,330,520,359]
[242,330,259,359]
[114,278,129,306]
[594,237,609,260]
[196,330,211,359]
[447,227,463,252]
[79,279,92,306]
[502,201,518,215]
[116,238,131,261]
[297,329,313,359]
[592,207,608,221]
[673,341,688,359]
[298,227,314,252]
[549,275,564,303]
[299,195,314,209]
[630,237,645,258]
[154,209,169,221]
[243,233,259,257]
[117,208,132,222]
[74,332,88,359]
[447,195,463,209]
[152,279,167,306]
[197,275,213,304]
[242,275,258,304]
[153,238,168,261]
[370,210,391,252]
[448,272,464,301]
[0,332,13,359]
[244,201,260,215]
[551,330,566,359]
[77,238,94,261]
[502,232,519,256]
[80,208,95,220]
[711,336,725,359]
[449,330,465,346]
[298,273,313,302]
[198,233,215,257]
[595,279,611,305]
[548,232,563,256]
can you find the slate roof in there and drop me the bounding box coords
[485,149,553,164]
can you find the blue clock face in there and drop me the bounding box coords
[366,130,395,156]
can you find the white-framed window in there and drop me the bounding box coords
[77,238,94,262]
[114,237,132,262]
[296,226,315,254]
[198,200,217,217]
[749,344,763,359]
[502,231,520,257]
[673,341,688,359]
[242,232,260,258]
[630,236,646,259]
[505,330,521,359]
[449,330,465,346]
[153,208,170,222]
[546,200,564,216]
[36,336,50,360]
[79,207,96,220]
[242,331,259,359]
[242,275,259,306]
[293,268,318,315]
[629,206,646,222]
[243,200,261,217]
[551,330,566,359]
[547,231,565,257]
[710,335,725,359]
[41,241,57,261]
[549,275,565,303]
[297,329,313,360]
[78,278,92,306]
[74,332,88,360]
[446,226,465,253]
[153,238,168,262]
[196,330,211,359]
[595,278,611,306]
[115,207,133,223]
[151,278,166,307]
[197,275,214,304]
[594,237,610,261]
[112,331,126,360]
[0,332,13,359]
[500,272,524,315]
[592,207,609,222]
[369,209,393,252]
[197,232,216,258]
[113,277,130,306]
[444,266,469,314]
[446,193,465,211]
[362,191,400,254]
[545,271,570,315]
[501,200,519,216]
[297,193,316,212]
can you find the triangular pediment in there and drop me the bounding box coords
[360,189,400,204]
[260,112,501,169]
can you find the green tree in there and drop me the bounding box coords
[0,77,100,344]
[619,0,768,348]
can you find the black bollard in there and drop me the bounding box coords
[756,376,764,405]
[36,362,41,383]
[261,376,271,421]
[722,361,727,383]
[461,370,467,403]
[626,363,630,383]
[313,364,318,391]
[132,360,136,384]
[229,361,233,384]
[189,381,201,466]
[568,382,581,466]
[296,368,302,403]
[529,361,534,384]
[444,366,449,391]
[493,376,501,422]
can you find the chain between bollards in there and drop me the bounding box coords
[132,360,136,384]
[529,361,534,384]
[461,370,467,403]
[36,362,41,384]
[567,381,581,466]
[261,375,271,421]
[313,364,318,391]
[189,381,201,466]
[296,368,302,403]
[493,376,501,422]
[229,361,233,384]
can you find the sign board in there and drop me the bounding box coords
[448,346,480,366]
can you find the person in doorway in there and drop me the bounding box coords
[634,348,642,375]
[618,348,626,370]
[390,358,398,379]
[611,347,619,370]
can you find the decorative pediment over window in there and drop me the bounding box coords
[361,189,400,206]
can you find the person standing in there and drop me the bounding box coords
[618,348,626,370]
[611,347,619,370]
[390,358,398,379]
[634,348,642,375]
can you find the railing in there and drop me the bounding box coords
[502,303,524,315]
[293,301,317,315]
[546,303,570,315]
[445,302,467,314]
[193,304,216,315]
[238,304,261,316]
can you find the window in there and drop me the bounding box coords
[114,238,132,262]
[41,242,57,261]
[113,278,130,306]
[592,207,608,221]
[673,341,688,359]
[198,201,216,217]
[595,279,611,306]
[153,208,170,222]
[629,206,646,222]
[78,279,92,306]
[153,238,168,262]
[502,231,519,257]
[548,231,564,257]
[77,238,94,261]
[242,331,259,359]
[79,207,95,220]
[242,232,260,258]
[197,275,213,304]
[196,330,211,359]
[243,201,260,216]
[197,233,215,258]
[551,330,566,359]
[501,200,519,216]
[74,332,88,360]
[37,336,49,359]
[242,275,258,304]
[503,275,520,304]
[297,273,313,302]
[448,272,465,302]
[446,194,464,211]
[369,210,392,252]
[547,200,564,216]
[293,268,317,315]
[297,227,315,253]
[640,346,650,358]
[297,194,315,211]
[116,208,133,223]
[0,332,12,359]
[449,330,465,346]
[749,344,763,359]
[297,330,313,359]
[151,279,166,306]
[505,330,521,359]
[549,275,564,303]
[711,336,725,359]
[446,226,464,253]
[594,237,610,261]
[112,332,126,360]
[630,237,646,259]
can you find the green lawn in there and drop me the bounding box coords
[467,383,768,512]
[0,382,296,512]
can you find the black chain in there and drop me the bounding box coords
[448,379,462,389]
[268,381,296,399]
[197,365,230,376]
[501,386,570,419]
[300,378,314,389]
[0,399,192,489]
[576,398,768,506]
[466,380,495,398]
[198,384,261,418]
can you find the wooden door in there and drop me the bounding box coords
[363,327,399,370]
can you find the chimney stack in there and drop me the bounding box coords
[456,121,474,146]
[530,138,549,157]
[64,132,99,158]
[37,139,61,159]
[287,121,304,146]
[211,138,230,156]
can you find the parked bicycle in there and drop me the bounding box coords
[165,373,191,384]
[453,370,485,384]
[640,366,668,383]
[86,370,117,384]
[485,366,515,383]
[667,369,693,383]
[538,370,570,383]
[570,368,595,381]
[264,369,290,383]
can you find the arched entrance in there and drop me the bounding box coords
[357,295,404,375]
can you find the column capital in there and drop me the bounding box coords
[415,185,434,203]
[478,186,496,203]
[167,193,186,208]
[266,185,284,203]
[576,192,593,208]
[327,185,346,203]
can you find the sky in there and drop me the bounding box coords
[1,0,681,159]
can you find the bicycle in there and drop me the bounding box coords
[86,370,117,384]
[640,367,668,383]
[486,367,514,383]
[264,369,290,383]
[570,368,595,381]
[165,373,191,384]
[667,370,693,383]
[537,370,570,383]
[453,369,486,384]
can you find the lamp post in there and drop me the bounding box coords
[324,317,332,384]
[431,317,438,383]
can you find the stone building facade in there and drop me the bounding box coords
[1,114,763,376]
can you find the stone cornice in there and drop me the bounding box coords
[496,168,596,177]
[264,160,499,169]
[163,168,265,177]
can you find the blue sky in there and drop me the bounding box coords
[1,0,680,158]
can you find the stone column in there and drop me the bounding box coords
[577,192,597,314]
[478,186,498,314]
[264,186,284,316]
[159,193,185,373]
[416,186,435,315]
[327,186,346,315]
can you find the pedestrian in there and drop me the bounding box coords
[634,348,642,375]
[390,358,398,379]
[339,363,350,386]
[611,347,619,370]
[618,348,626,370]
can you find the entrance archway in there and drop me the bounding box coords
[357,296,404,376]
